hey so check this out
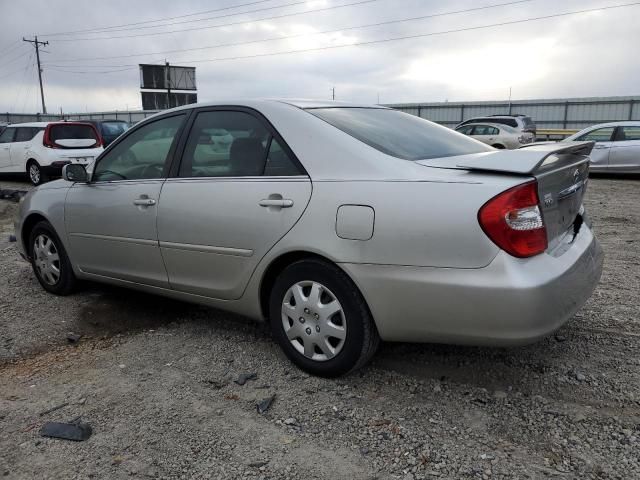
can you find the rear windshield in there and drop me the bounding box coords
[101,121,129,136]
[521,117,534,126]
[50,124,98,143]
[309,108,491,160]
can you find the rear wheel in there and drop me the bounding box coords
[27,160,48,185]
[29,221,76,295]
[269,259,379,377]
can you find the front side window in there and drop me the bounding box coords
[310,108,491,161]
[0,128,15,143]
[577,127,615,142]
[179,110,300,177]
[93,114,185,182]
[455,126,473,135]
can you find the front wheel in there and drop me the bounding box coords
[27,160,48,186]
[269,259,380,377]
[29,221,77,295]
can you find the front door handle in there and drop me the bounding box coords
[133,198,156,206]
[259,199,294,208]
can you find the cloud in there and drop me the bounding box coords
[0,0,638,112]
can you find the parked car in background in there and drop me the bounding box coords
[562,121,640,173]
[457,114,536,134]
[0,121,103,185]
[455,122,534,149]
[15,100,603,376]
[84,119,130,147]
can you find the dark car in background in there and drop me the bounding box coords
[84,119,130,147]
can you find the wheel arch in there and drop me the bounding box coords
[258,250,368,322]
[21,213,49,256]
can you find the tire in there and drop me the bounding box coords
[269,258,380,377]
[491,144,505,149]
[27,160,48,186]
[29,221,77,295]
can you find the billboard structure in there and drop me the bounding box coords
[139,63,197,110]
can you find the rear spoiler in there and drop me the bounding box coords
[456,141,594,175]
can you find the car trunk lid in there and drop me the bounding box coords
[418,141,594,250]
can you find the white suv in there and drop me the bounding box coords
[0,121,104,185]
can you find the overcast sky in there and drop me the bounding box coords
[0,0,638,113]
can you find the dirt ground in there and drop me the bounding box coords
[0,176,638,479]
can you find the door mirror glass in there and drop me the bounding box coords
[62,164,88,183]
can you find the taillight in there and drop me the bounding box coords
[478,181,548,258]
[42,125,58,148]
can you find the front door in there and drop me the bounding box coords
[576,126,616,171]
[157,108,312,300]
[609,125,640,173]
[65,113,187,287]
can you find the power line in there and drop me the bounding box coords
[39,0,277,37]
[0,40,23,59]
[46,0,334,37]
[35,2,640,76]
[158,2,640,65]
[1,47,31,68]
[44,0,384,42]
[44,0,534,65]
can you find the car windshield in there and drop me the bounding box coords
[101,121,129,136]
[309,108,491,160]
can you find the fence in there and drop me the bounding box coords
[3,95,640,130]
[385,95,640,130]
[1,110,160,125]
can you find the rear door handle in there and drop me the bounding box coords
[133,198,156,206]
[259,199,294,208]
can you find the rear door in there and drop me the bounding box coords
[65,113,187,287]
[157,107,311,300]
[574,126,615,170]
[608,125,640,173]
[471,125,499,145]
[11,127,41,167]
[0,127,15,170]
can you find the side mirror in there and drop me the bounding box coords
[62,164,88,183]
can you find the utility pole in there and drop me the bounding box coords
[332,87,335,101]
[23,36,48,114]
[165,61,171,109]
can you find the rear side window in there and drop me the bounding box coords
[14,127,41,142]
[0,127,15,143]
[617,126,640,141]
[179,110,302,177]
[489,118,518,128]
[310,108,491,161]
[49,124,99,147]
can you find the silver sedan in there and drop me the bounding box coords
[564,121,640,173]
[15,100,603,376]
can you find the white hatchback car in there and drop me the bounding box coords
[0,121,104,185]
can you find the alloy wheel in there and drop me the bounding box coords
[281,280,346,361]
[29,163,41,184]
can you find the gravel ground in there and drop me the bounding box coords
[0,176,639,479]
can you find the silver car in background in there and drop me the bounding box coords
[563,121,640,173]
[455,122,535,149]
[15,100,603,376]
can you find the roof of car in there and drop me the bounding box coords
[156,98,386,113]
[4,122,50,127]
[580,121,640,128]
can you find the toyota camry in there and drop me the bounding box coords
[15,100,604,376]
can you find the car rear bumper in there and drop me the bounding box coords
[340,222,603,346]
